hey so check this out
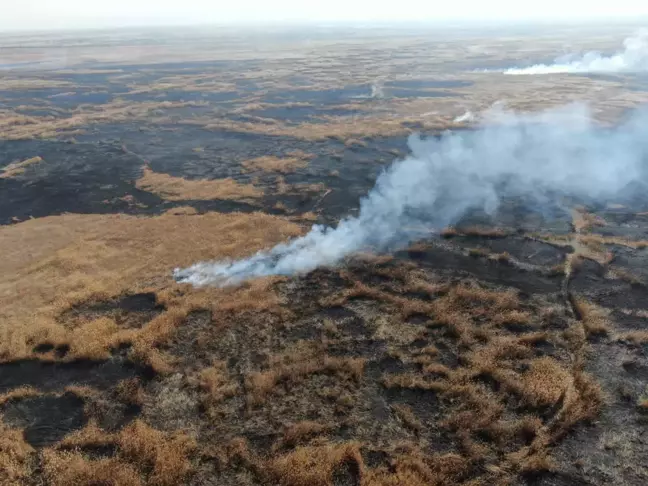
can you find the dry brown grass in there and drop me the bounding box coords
[0,386,41,406]
[195,361,239,416]
[0,210,302,363]
[441,226,507,238]
[579,233,648,251]
[136,166,262,202]
[281,421,330,448]
[246,344,365,406]
[638,398,648,412]
[392,404,423,433]
[572,208,606,233]
[0,156,43,178]
[0,100,206,140]
[611,267,645,287]
[264,442,363,486]
[42,451,143,486]
[119,420,196,485]
[334,264,604,482]
[616,331,648,345]
[572,298,611,337]
[242,151,314,174]
[44,419,196,486]
[517,357,571,407]
[0,423,34,484]
[202,116,421,141]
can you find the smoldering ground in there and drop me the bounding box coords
[174,103,648,287]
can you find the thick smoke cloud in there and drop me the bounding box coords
[174,104,648,287]
[505,31,648,75]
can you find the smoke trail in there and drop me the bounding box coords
[505,31,648,75]
[174,104,648,287]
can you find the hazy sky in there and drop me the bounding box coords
[4,0,648,31]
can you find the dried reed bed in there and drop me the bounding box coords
[0,211,303,364]
[242,151,314,174]
[0,156,43,179]
[135,166,262,202]
[42,419,196,486]
[0,423,34,484]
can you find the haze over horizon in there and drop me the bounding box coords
[3,0,648,32]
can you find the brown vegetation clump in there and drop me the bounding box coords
[136,166,262,201]
[0,210,302,362]
[246,343,365,406]
[43,419,196,486]
[242,152,313,174]
[119,420,196,485]
[442,226,507,238]
[0,156,43,178]
[616,331,648,345]
[0,423,34,484]
[42,451,143,486]
[572,207,606,233]
[392,404,423,432]
[264,442,363,486]
[572,298,611,337]
[281,421,330,447]
[517,357,572,407]
[195,360,239,417]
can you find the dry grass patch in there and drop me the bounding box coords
[0,386,41,406]
[42,452,143,486]
[441,226,507,239]
[242,151,314,174]
[203,116,419,141]
[0,211,302,362]
[246,344,365,406]
[572,298,611,337]
[45,419,196,486]
[0,423,34,484]
[392,404,423,433]
[572,208,606,233]
[264,442,363,486]
[0,156,43,178]
[136,166,262,202]
[281,421,330,448]
[517,357,572,407]
[616,331,648,345]
[194,360,239,418]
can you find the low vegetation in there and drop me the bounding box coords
[0,156,43,178]
[136,166,263,202]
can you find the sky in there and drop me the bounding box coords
[3,0,648,31]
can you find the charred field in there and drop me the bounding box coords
[2,24,648,486]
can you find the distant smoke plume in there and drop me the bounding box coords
[505,31,648,75]
[174,104,648,287]
[454,111,476,123]
[370,81,385,99]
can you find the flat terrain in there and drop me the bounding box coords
[1,23,648,486]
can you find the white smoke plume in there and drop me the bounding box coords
[174,104,648,287]
[370,81,385,99]
[505,31,648,75]
[454,111,476,123]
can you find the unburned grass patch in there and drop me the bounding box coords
[0,211,302,363]
[246,345,365,406]
[136,166,262,202]
[0,422,34,484]
[242,151,314,174]
[43,419,196,486]
[0,155,43,178]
